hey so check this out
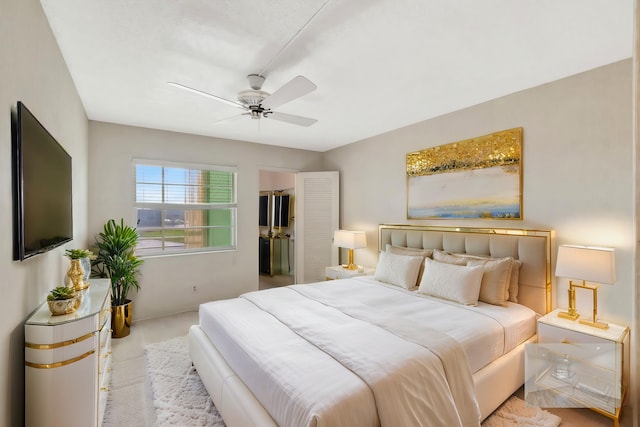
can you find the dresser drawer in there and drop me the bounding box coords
[538,322,611,345]
[25,332,97,367]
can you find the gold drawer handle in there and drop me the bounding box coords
[561,339,571,344]
[25,332,95,350]
[26,350,95,369]
[101,387,110,392]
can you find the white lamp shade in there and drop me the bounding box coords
[555,245,616,284]
[333,230,367,249]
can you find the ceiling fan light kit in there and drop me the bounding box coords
[169,73,317,127]
[237,89,269,107]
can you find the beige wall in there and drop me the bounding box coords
[326,59,633,324]
[88,122,322,319]
[324,59,635,422]
[0,1,90,425]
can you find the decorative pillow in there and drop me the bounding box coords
[387,244,433,259]
[508,260,522,303]
[466,257,513,306]
[432,250,468,266]
[417,258,484,305]
[374,251,424,290]
[387,244,433,287]
[432,250,523,304]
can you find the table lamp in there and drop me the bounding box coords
[555,244,615,329]
[333,230,367,270]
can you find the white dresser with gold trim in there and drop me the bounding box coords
[25,279,112,427]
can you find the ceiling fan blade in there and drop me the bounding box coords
[168,82,245,110]
[261,76,317,110]
[266,111,317,127]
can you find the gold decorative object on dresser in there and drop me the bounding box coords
[525,309,629,427]
[67,258,89,291]
[25,279,112,427]
[65,248,95,292]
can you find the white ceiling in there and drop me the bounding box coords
[40,0,633,152]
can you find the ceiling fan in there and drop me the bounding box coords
[168,74,318,127]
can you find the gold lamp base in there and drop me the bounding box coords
[558,281,580,321]
[557,310,579,321]
[341,249,358,270]
[558,280,609,330]
[579,318,609,329]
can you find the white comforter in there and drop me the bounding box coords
[199,278,533,427]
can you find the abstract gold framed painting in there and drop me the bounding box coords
[406,128,522,220]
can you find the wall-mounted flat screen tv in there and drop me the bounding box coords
[12,101,73,261]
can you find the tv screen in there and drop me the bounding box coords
[12,101,73,261]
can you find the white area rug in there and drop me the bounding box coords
[145,335,225,426]
[144,335,560,427]
[482,396,561,427]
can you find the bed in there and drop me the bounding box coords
[189,224,554,426]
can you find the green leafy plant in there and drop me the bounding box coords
[47,286,76,301]
[65,248,96,260]
[93,219,144,306]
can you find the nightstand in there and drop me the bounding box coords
[525,309,629,427]
[325,265,375,280]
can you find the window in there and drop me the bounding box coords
[134,160,237,256]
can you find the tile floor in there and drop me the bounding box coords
[105,311,199,426]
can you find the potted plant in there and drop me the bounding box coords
[93,219,144,338]
[64,248,96,288]
[47,286,79,316]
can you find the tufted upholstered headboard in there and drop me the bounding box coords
[378,224,554,315]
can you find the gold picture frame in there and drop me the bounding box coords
[406,127,522,220]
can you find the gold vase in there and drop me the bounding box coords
[66,259,88,292]
[112,300,133,338]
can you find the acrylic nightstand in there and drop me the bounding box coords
[525,309,629,427]
[325,265,374,280]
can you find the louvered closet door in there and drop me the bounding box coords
[295,171,339,283]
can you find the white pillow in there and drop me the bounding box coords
[386,244,433,287]
[467,257,513,306]
[432,250,468,266]
[418,258,484,305]
[508,260,522,303]
[387,244,433,259]
[374,251,424,290]
[432,251,522,303]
